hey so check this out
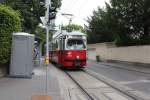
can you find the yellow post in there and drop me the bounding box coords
[44,56,49,65]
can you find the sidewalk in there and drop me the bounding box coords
[89,60,150,74]
[0,64,61,100]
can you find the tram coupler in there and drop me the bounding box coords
[74,63,81,68]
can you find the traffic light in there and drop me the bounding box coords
[50,7,56,12]
[49,12,56,20]
[48,7,56,22]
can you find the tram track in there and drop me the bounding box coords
[53,64,95,100]
[65,70,94,100]
[63,68,142,100]
[83,69,137,100]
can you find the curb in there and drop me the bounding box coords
[89,60,150,74]
[86,68,150,100]
[100,63,150,74]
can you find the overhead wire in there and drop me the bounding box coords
[57,0,90,26]
[62,0,77,13]
[57,0,80,25]
[71,0,89,24]
[75,0,89,18]
[61,0,89,18]
[68,0,79,13]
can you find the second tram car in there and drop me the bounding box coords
[49,30,87,69]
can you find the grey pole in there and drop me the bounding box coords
[45,0,51,64]
[44,0,51,95]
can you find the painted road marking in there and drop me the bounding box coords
[31,95,51,100]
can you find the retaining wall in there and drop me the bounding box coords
[88,43,150,64]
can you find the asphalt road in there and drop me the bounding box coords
[86,61,150,95]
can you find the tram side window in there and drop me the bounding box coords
[62,38,65,50]
[53,40,58,50]
[52,41,56,51]
[59,38,65,50]
[56,40,58,50]
[59,39,62,50]
[51,43,53,51]
[49,43,52,51]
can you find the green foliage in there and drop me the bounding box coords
[63,24,85,33]
[87,0,150,46]
[0,4,21,65]
[35,26,53,55]
[110,0,150,45]
[52,0,62,8]
[35,26,46,43]
[3,0,61,34]
[3,0,45,33]
[87,7,116,43]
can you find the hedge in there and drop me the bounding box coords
[0,4,21,65]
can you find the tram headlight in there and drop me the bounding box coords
[76,55,80,59]
[66,52,72,57]
[67,52,72,55]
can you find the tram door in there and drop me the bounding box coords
[59,36,65,64]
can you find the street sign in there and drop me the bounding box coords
[40,16,46,25]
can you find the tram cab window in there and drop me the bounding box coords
[67,39,86,50]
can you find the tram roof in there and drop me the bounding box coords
[53,30,86,39]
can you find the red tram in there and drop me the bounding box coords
[49,30,87,69]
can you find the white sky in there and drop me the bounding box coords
[55,0,110,27]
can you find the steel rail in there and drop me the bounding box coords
[64,70,95,100]
[83,69,138,100]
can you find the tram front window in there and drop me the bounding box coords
[67,39,86,50]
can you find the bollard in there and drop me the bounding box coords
[96,55,100,62]
[44,56,49,65]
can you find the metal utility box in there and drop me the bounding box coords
[10,32,34,78]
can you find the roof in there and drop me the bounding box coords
[13,32,34,37]
[53,30,86,39]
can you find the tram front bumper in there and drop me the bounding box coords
[64,59,86,67]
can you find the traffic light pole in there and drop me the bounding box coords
[45,0,51,65]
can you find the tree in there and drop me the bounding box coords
[87,0,150,45]
[0,4,21,65]
[86,7,116,43]
[63,24,85,33]
[52,0,62,8]
[110,0,150,45]
[3,0,62,34]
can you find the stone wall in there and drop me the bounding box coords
[88,43,150,64]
